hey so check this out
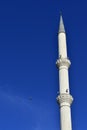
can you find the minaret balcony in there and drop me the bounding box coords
[56,93,73,107]
[56,58,71,69]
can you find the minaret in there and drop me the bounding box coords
[56,15,73,130]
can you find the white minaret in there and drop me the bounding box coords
[56,15,73,130]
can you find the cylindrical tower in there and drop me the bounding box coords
[56,15,73,130]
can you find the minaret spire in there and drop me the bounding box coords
[56,15,73,130]
[59,15,65,33]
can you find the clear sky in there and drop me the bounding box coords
[0,0,86,130]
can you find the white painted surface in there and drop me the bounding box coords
[59,67,70,94]
[58,33,67,58]
[60,105,72,130]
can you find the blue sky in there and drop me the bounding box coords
[0,0,87,130]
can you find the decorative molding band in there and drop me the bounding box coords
[56,93,73,106]
[56,58,71,69]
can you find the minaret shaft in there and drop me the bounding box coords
[58,33,67,58]
[59,68,69,93]
[60,106,72,130]
[56,15,73,130]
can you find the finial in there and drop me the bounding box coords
[59,14,65,33]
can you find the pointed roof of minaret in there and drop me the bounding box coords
[59,14,65,33]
